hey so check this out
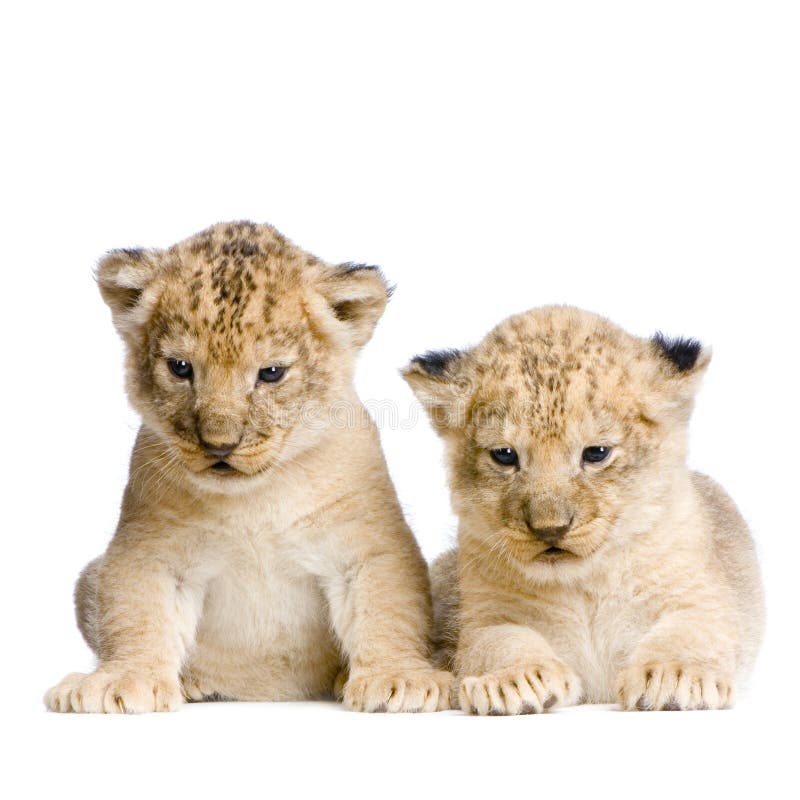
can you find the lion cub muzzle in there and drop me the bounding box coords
[523,496,576,546]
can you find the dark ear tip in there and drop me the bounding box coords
[340,261,379,275]
[338,262,393,299]
[117,247,145,260]
[409,348,462,377]
[96,247,148,278]
[100,247,145,263]
[652,331,703,372]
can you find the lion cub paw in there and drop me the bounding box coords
[459,661,582,716]
[179,670,230,702]
[44,669,182,714]
[616,662,734,711]
[343,668,452,712]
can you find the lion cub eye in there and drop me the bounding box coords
[582,446,612,464]
[490,447,519,467]
[167,359,193,380]
[258,366,286,384]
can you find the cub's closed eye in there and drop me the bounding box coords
[258,366,286,384]
[167,359,193,380]
[490,447,519,467]
[583,446,612,464]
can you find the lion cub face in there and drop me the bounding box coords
[98,222,389,492]
[404,306,710,583]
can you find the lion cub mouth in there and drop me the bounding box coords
[209,461,236,474]
[536,546,577,562]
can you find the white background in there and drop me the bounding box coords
[2,1,798,797]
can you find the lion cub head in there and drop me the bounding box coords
[98,221,389,491]
[403,305,710,583]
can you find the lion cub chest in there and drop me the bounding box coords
[535,585,647,703]
[190,508,339,696]
[204,531,329,646]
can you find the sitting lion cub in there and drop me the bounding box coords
[404,305,764,714]
[45,221,450,713]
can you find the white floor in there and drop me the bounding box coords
[9,679,786,799]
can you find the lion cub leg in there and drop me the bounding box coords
[456,624,582,715]
[74,556,102,654]
[45,544,204,714]
[331,551,453,713]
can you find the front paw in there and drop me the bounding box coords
[44,669,182,714]
[343,668,452,712]
[616,662,734,711]
[459,661,582,716]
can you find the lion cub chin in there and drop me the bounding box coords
[45,221,450,714]
[404,305,764,715]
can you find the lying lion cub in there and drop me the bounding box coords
[404,305,764,714]
[45,221,450,713]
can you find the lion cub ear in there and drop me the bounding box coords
[648,332,712,416]
[96,248,162,336]
[315,263,391,348]
[402,349,471,431]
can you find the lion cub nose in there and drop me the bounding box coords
[527,521,573,545]
[200,440,238,459]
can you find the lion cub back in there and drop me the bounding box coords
[692,472,765,676]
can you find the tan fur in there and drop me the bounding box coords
[403,305,764,714]
[45,221,450,714]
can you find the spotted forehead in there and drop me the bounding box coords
[152,222,319,361]
[470,312,640,437]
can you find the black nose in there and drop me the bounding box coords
[528,522,572,545]
[200,440,238,459]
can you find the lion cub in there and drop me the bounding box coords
[45,221,450,713]
[404,305,764,714]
